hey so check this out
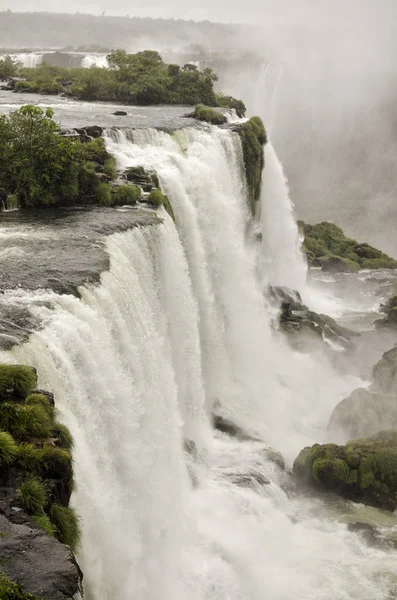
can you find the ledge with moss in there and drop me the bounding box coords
[234,117,267,213]
[299,221,397,272]
[293,430,397,511]
[192,104,227,125]
[0,364,82,600]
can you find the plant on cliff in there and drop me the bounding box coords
[32,515,57,537]
[0,365,37,401]
[0,54,20,79]
[215,93,246,117]
[50,504,81,552]
[194,104,227,125]
[0,575,42,600]
[18,478,48,515]
[0,431,18,466]
[299,221,397,272]
[147,188,175,221]
[237,117,267,212]
[112,184,141,206]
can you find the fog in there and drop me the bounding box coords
[2,0,397,253]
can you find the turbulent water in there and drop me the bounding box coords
[2,126,397,599]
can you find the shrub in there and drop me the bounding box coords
[0,402,53,440]
[24,404,54,438]
[18,478,47,515]
[103,157,117,180]
[32,515,57,537]
[53,423,74,450]
[147,188,165,207]
[0,431,18,467]
[82,137,108,163]
[50,504,81,552]
[37,444,71,478]
[194,104,227,125]
[0,365,37,400]
[15,442,41,471]
[25,393,54,417]
[215,93,246,117]
[96,182,112,205]
[304,236,328,258]
[0,575,42,600]
[112,184,140,205]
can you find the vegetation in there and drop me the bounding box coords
[0,106,117,207]
[293,430,397,511]
[0,364,80,552]
[215,93,246,118]
[237,117,268,212]
[0,54,20,79]
[0,575,42,600]
[147,189,175,221]
[300,221,397,272]
[111,184,141,206]
[194,104,226,125]
[9,50,244,110]
[50,504,81,552]
[18,478,47,515]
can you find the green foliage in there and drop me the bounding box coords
[103,156,117,180]
[0,106,82,207]
[147,188,166,207]
[97,182,112,205]
[53,423,74,450]
[194,104,226,125]
[37,444,71,478]
[18,478,47,515]
[215,93,246,117]
[50,504,81,552]
[0,431,18,467]
[300,221,397,271]
[25,393,54,417]
[0,365,37,400]
[237,117,267,211]
[32,515,57,537]
[0,403,53,440]
[15,442,41,471]
[0,575,42,600]
[112,184,141,205]
[0,54,20,79]
[81,137,107,163]
[12,49,243,108]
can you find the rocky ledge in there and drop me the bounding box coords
[0,365,82,599]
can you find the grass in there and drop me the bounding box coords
[0,431,18,467]
[25,393,54,418]
[97,182,112,206]
[50,504,81,552]
[0,575,42,600]
[103,156,117,180]
[53,422,74,450]
[0,365,37,401]
[112,184,141,205]
[18,478,47,515]
[32,515,57,537]
[194,104,227,125]
[15,442,41,471]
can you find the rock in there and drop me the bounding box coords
[293,430,397,511]
[321,255,360,273]
[123,166,158,193]
[74,125,103,139]
[34,389,55,407]
[228,471,270,488]
[347,522,380,547]
[113,110,127,116]
[328,388,397,439]
[373,346,397,393]
[213,415,259,441]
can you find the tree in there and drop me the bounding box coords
[0,54,20,79]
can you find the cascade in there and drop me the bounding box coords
[3,126,396,600]
[81,54,109,68]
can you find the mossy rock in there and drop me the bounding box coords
[194,104,227,125]
[236,116,267,212]
[146,189,175,221]
[293,430,397,510]
[300,221,397,271]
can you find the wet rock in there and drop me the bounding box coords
[347,522,380,547]
[113,110,127,116]
[213,415,259,441]
[228,471,270,488]
[34,389,55,407]
[293,430,397,511]
[74,125,103,139]
[373,346,397,394]
[123,166,159,193]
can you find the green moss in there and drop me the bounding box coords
[32,514,57,537]
[194,104,227,125]
[0,575,42,600]
[50,504,81,552]
[237,117,267,212]
[300,221,397,271]
[96,182,112,205]
[0,431,18,467]
[18,478,47,515]
[112,184,141,205]
[0,365,37,401]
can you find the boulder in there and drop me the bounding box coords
[213,415,260,441]
[113,110,127,116]
[293,430,397,511]
[373,346,397,393]
[321,255,360,273]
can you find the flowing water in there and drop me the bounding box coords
[1,125,396,599]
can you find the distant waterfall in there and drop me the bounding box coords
[5,126,394,600]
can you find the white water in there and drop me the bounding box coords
[7,53,43,68]
[3,127,397,599]
[261,142,307,292]
[81,54,109,69]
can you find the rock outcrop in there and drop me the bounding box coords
[0,364,82,599]
[293,430,397,511]
[329,347,397,438]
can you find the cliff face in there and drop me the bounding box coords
[0,365,82,599]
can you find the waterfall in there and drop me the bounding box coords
[4,126,396,600]
[9,53,43,68]
[260,142,307,291]
[81,54,109,68]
